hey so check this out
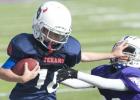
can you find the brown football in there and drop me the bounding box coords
[12,58,38,75]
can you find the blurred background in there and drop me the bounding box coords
[0,0,140,100]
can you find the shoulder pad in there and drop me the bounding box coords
[91,64,111,76]
[63,36,81,67]
[7,33,37,59]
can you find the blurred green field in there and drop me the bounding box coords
[0,0,140,100]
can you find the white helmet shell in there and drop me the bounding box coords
[111,36,140,68]
[32,1,72,50]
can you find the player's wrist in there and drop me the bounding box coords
[15,76,25,83]
[77,71,81,79]
[77,71,87,80]
[108,53,116,59]
[18,75,30,83]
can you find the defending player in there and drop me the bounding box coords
[57,36,140,100]
[1,1,127,100]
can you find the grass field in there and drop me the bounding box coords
[0,0,140,100]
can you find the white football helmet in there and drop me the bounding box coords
[111,36,140,68]
[32,1,72,50]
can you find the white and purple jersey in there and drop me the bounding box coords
[91,64,140,100]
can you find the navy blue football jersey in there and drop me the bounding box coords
[91,65,140,100]
[2,33,81,100]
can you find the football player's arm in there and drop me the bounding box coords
[57,69,128,91]
[61,79,94,89]
[78,71,128,91]
[1,58,40,83]
[81,41,128,61]
[0,67,25,83]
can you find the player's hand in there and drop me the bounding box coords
[56,68,78,83]
[21,62,40,83]
[112,41,128,58]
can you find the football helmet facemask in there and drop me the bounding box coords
[111,36,140,68]
[32,1,72,50]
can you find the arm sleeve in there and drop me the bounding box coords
[61,78,94,89]
[2,57,16,69]
[78,72,128,91]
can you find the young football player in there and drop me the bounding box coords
[1,1,127,100]
[57,36,140,100]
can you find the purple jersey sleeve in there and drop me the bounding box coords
[120,67,140,93]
